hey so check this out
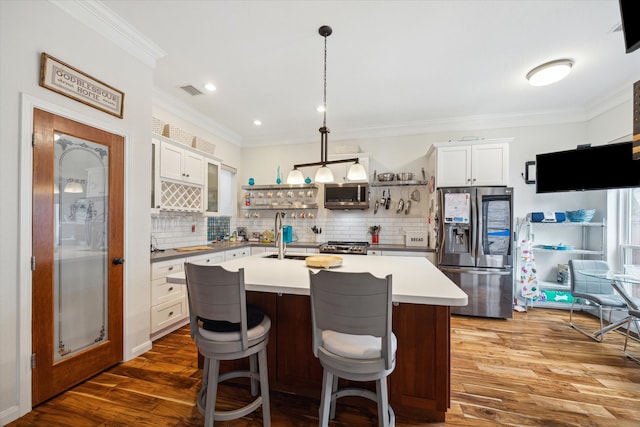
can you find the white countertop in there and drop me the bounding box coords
[167,253,468,307]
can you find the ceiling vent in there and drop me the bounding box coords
[180,85,203,96]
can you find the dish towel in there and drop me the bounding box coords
[519,239,541,302]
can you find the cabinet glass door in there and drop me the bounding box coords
[206,160,219,213]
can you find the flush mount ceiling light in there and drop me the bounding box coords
[287,26,367,184]
[526,59,574,86]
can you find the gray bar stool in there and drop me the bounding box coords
[309,269,396,427]
[184,263,271,427]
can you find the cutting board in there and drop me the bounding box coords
[174,246,213,252]
[305,255,343,269]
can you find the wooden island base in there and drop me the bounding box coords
[204,291,451,423]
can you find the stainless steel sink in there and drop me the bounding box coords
[263,254,309,260]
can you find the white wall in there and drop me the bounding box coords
[240,121,602,234]
[1,1,154,423]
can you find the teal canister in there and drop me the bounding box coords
[282,225,293,243]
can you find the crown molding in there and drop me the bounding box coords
[240,108,589,148]
[49,0,166,68]
[585,82,634,121]
[153,88,242,146]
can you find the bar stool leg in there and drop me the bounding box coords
[258,348,271,426]
[319,370,334,426]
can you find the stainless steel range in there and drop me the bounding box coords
[319,241,369,255]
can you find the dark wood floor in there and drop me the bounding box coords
[8,308,640,426]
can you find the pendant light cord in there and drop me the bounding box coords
[323,33,328,129]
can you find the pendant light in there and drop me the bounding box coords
[64,178,84,193]
[287,25,366,184]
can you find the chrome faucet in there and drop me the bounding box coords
[274,211,286,259]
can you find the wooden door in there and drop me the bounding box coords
[31,108,124,405]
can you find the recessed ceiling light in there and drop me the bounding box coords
[526,59,574,86]
[254,120,262,126]
[205,83,216,92]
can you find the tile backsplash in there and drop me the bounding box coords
[207,216,230,241]
[151,212,207,249]
[235,210,429,246]
[152,204,431,250]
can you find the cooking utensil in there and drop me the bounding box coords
[421,167,426,181]
[374,199,379,214]
[405,199,411,215]
[385,188,391,209]
[396,198,404,213]
[396,172,413,181]
[377,172,395,182]
[411,189,420,202]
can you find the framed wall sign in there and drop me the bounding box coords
[39,53,124,118]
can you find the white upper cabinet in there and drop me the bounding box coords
[160,140,204,185]
[427,139,511,187]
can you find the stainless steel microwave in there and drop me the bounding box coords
[324,183,369,210]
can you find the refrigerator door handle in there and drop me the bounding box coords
[471,189,478,259]
[439,267,512,276]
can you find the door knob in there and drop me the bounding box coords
[112,257,125,265]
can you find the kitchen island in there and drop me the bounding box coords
[167,253,467,422]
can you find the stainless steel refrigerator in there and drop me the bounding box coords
[436,187,514,319]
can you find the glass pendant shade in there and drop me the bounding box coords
[315,166,334,183]
[347,162,367,181]
[286,168,305,184]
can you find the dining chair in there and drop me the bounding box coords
[608,278,640,363]
[184,263,271,427]
[568,260,627,342]
[623,308,640,363]
[309,269,395,427]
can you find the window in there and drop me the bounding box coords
[621,188,640,265]
[620,187,640,299]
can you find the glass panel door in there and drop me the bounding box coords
[54,133,109,361]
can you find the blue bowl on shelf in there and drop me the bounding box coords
[566,209,595,223]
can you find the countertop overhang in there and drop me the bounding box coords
[167,252,467,307]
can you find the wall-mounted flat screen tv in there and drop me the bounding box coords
[536,141,640,193]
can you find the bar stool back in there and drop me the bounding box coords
[309,269,395,427]
[184,263,271,427]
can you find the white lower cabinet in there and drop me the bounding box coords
[225,247,250,260]
[150,258,187,337]
[150,251,226,339]
[251,247,266,255]
[188,252,225,265]
[150,297,188,335]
